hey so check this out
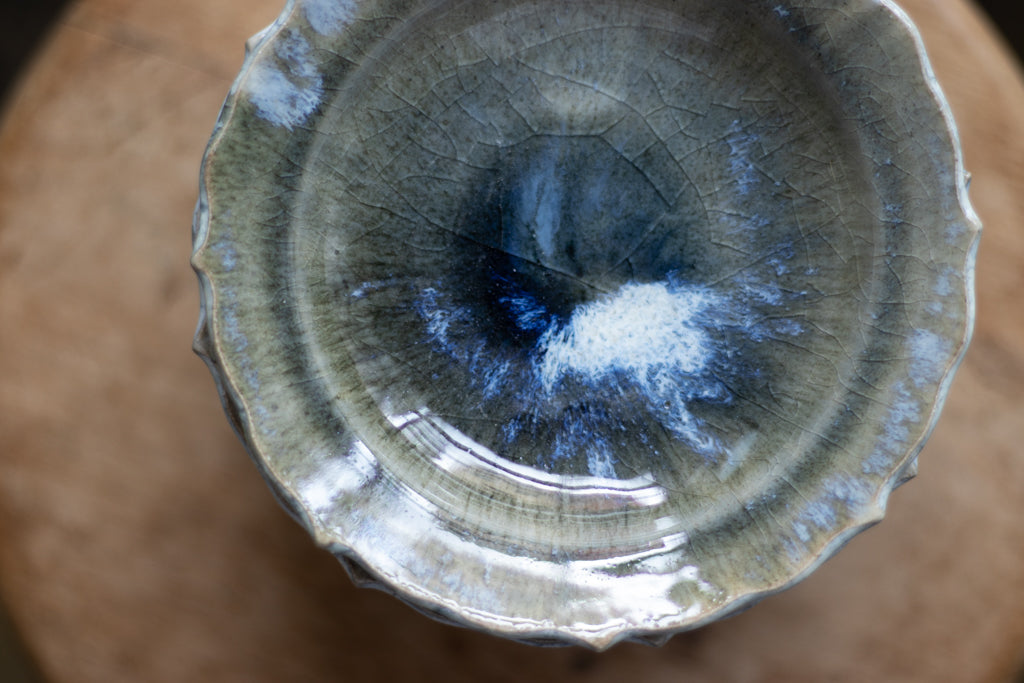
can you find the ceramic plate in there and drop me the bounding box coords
[193,0,979,648]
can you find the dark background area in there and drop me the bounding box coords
[977,1,1024,61]
[0,0,1022,112]
[1,0,73,109]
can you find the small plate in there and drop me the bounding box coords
[193,0,979,648]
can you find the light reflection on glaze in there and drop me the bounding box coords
[299,441,379,512]
[388,409,671,513]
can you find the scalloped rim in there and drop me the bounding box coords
[192,0,981,649]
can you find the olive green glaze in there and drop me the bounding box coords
[193,0,979,648]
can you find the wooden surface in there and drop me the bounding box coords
[1,0,1022,680]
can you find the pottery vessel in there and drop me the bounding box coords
[193,0,979,648]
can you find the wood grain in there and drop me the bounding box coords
[1,0,1022,680]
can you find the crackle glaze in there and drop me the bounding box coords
[193,0,979,648]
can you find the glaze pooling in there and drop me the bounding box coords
[413,272,809,478]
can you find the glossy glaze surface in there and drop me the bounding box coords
[193,0,978,647]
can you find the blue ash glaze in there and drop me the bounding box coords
[400,134,807,479]
[415,271,803,477]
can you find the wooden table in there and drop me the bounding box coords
[1,0,1022,680]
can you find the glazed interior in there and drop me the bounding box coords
[195,0,977,646]
[294,0,876,554]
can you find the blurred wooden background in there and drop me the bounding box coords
[1,0,1023,681]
